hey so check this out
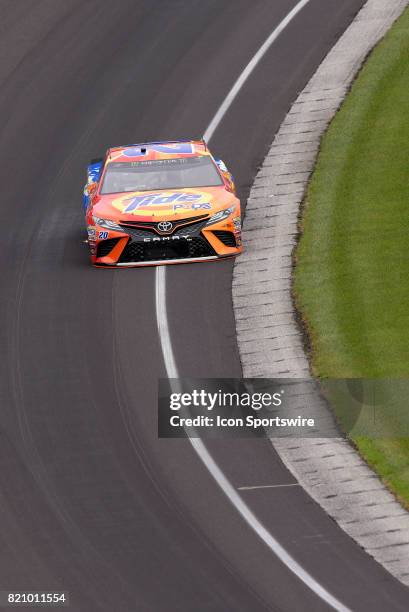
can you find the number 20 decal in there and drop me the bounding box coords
[98,231,108,239]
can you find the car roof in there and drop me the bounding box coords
[106,140,209,163]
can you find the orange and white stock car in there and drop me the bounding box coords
[83,140,242,267]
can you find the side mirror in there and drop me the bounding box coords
[83,158,104,213]
[87,182,98,196]
[215,159,236,194]
[82,181,97,213]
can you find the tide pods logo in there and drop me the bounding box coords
[113,191,211,215]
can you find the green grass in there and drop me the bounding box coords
[293,7,409,507]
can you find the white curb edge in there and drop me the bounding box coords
[233,0,409,586]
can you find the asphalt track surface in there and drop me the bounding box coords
[1,1,409,611]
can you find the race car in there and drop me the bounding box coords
[82,140,242,267]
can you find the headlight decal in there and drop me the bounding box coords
[92,216,125,232]
[206,206,235,226]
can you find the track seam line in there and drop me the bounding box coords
[237,484,300,491]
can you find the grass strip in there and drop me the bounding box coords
[294,7,409,507]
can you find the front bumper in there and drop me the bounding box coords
[89,216,242,267]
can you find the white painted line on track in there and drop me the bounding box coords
[155,267,178,379]
[155,2,352,609]
[203,0,311,142]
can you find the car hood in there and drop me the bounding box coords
[93,186,237,221]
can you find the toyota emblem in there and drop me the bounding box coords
[157,221,173,233]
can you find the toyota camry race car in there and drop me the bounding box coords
[82,140,242,267]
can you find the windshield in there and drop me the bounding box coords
[101,156,223,194]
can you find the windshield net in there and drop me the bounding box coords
[101,157,223,194]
